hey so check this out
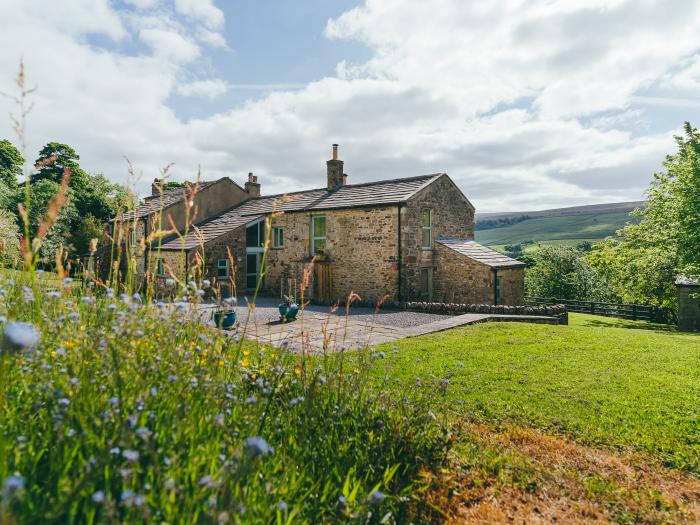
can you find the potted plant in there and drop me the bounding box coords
[214,297,237,329]
[278,294,299,322]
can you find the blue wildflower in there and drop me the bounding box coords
[2,321,40,354]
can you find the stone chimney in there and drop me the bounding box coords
[245,172,260,198]
[151,178,163,196]
[326,144,345,190]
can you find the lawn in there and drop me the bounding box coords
[376,314,700,474]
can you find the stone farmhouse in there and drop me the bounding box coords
[113,145,525,305]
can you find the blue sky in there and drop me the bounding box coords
[2,0,700,211]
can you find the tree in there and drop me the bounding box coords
[71,214,104,256]
[526,245,615,301]
[32,142,89,192]
[7,180,78,265]
[0,139,23,189]
[0,208,20,267]
[588,122,700,309]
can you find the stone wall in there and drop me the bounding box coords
[153,178,249,238]
[265,207,399,303]
[432,243,524,305]
[400,175,475,301]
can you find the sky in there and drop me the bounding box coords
[1,0,700,212]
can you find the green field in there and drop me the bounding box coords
[375,314,700,472]
[475,211,636,247]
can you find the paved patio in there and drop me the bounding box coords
[199,297,494,351]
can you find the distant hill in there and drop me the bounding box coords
[475,201,643,250]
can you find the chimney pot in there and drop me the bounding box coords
[245,172,260,198]
[326,145,345,190]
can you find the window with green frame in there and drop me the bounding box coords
[156,257,165,277]
[217,258,229,278]
[272,226,284,248]
[421,208,432,249]
[311,216,326,254]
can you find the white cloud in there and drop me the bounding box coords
[177,79,228,99]
[174,0,224,29]
[139,28,200,63]
[1,0,699,212]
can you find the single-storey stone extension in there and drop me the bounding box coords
[112,145,525,305]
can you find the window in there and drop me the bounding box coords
[495,275,502,305]
[272,226,284,248]
[421,208,432,249]
[420,267,432,301]
[217,258,229,279]
[156,257,165,277]
[246,219,265,248]
[311,216,326,255]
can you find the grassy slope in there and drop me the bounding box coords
[376,314,700,474]
[474,211,635,246]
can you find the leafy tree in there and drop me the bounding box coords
[71,214,105,256]
[0,139,23,189]
[32,142,89,192]
[526,245,615,301]
[7,180,78,265]
[0,208,20,267]
[588,122,700,309]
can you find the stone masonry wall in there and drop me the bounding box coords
[265,207,399,303]
[433,243,524,305]
[400,175,475,301]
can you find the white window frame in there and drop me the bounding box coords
[311,215,327,255]
[272,226,284,248]
[421,208,432,249]
[217,258,229,279]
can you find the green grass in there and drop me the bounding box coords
[475,211,636,247]
[375,314,700,474]
[0,274,448,524]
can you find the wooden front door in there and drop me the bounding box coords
[313,262,332,303]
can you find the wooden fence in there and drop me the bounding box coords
[525,296,675,324]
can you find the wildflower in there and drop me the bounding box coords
[122,449,140,462]
[290,396,305,406]
[368,490,386,505]
[57,398,70,407]
[150,386,157,397]
[427,411,437,420]
[46,290,60,299]
[132,293,142,303]
[214,413,225,427]
[106,288,115,298]
[2,321,40,354]
[278,501,288,512]
[62,277,73,286]
[199,475,214,488]
[136,427,152,440]
[110,447,120,455]
[244,436,273,459]
[3,475,25,495]
[165,278,175,287]
[92,490,105,503]
[80,296,95,305]
[67,428,76,438]
[202,279,211,289]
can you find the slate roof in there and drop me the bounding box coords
[675,276,699,286]
[117,181,218,221]
[159,174,444,250]
[159,213,263,251]
[436,238,526,268]
[232,173,442,216]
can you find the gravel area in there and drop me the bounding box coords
[202,296,453,328]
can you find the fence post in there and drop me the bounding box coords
[590,301,594,314]
[632,304,637,321]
